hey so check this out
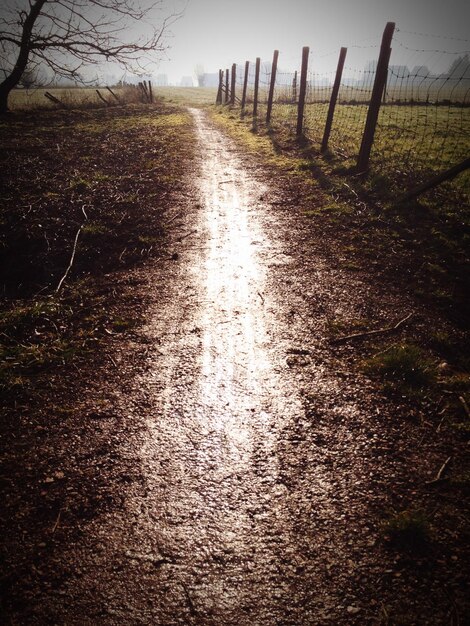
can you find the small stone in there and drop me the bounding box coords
[347,606,361,615]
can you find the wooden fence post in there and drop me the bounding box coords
[399,157,470,202]
[216,69,223,104]
[148,80,153,103]
[44,92,64,107]
[296,46,310,136]
[96,90,109,106]
[253,57,261,118]
[357,22,395,172]
[241,60,249,111]
[225,68,229,104]
[321,47,347,152]
[292,70,297,102]
[266,49,279,124]
[106,86,120,103]
[139,81,149,102]
[230,63,236,105]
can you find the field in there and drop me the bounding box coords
[243,100,470,191]
[155,86,218,105]
[9,85,218,110]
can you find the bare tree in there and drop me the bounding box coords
[0,0,184,112]
[19,63,42,89]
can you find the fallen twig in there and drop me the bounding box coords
[331,312,413,344]
[52,509,62,534]
[56,223,85,292]
[436,412,447,433]
[370,343,398,359]
[165,210,183,226]
[176,229,197,243]
[426,455,452,485]
[458,396,470,418]
[257,291,265,304]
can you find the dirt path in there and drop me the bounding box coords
[4,109,467,625]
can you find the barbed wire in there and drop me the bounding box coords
[396,27,470,43]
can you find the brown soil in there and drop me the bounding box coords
[0,105,468,625]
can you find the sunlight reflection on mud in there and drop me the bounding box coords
[193,110,276,457]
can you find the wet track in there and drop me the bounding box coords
[45,109,407,624]
[130,108,319,623]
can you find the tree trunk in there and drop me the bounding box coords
[0,0,47,113]
[0,85,12,114]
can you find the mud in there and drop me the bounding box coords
[2,109,468,625]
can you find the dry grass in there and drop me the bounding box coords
[9,85,218,111]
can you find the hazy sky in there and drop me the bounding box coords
[157,0,470,83]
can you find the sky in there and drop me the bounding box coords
[155,0,470,83]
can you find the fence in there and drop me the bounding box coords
[216,23,470,197]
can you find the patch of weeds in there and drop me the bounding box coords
[0,299,78,393]
[69,177,92,192]
[364,343,436,389]
[382,509,430,551]
[304,209,322,218]
[93,172,111,183]
[326,317,372,337]
[319,202,354,216]
[150,112,191,128]
[297,159,318,171]
[443,373,470,394]
[138,235,161,246]
[110,316,136,333]
[342,261,362,271]
[82,222,107,236]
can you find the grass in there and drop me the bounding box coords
[0,290,94,393]
[259,101,470,193]
[156,86,218,106]
[363,344,437,389]
[9,85,146,110]
[8,85,218,112]
[382,509,430,551]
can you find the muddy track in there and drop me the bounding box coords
[2,108,468,625]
